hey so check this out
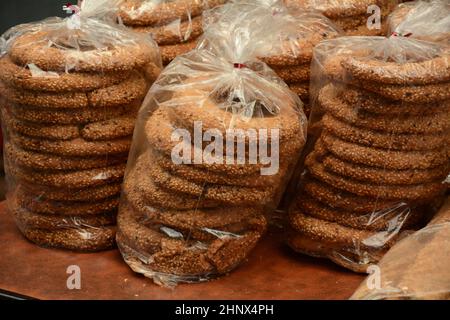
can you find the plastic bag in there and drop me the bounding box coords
[288,35,450,272]
[351,196,450,300]
[117,0,227,65]
[388,0,450,45]
[116,22,308,285]
[284,0,398,36]
[200,0,341,117]
[0,1,161,251]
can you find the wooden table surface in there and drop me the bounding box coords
[0,202,365,300]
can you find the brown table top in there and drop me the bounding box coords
[0,202,364,300]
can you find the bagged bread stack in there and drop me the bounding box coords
[288,36,450,272]
[0,4,161,251]
[117,21,307,285]
[118,0,227,66]
[388,0,450,44]
[201,1,341,116]
[285,0,398,36]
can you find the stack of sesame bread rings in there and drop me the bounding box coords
[117,45,307,285]
[387,0,450,45]
[0,16,161,251]
[284,0,398,36]
[118,0,228,66]
[288,36,450,272]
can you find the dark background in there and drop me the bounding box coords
[0,0,66,34]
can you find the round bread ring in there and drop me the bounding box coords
[160,40,198,65]
[151,148,284,188]
[15,189,119,216]
[302,177,404,213]
[259,37,317,67]
[0,55,129,92]
[5,142,127,171]
[332,13,367,31]
[320,133,449,170]
[8,103,134,125]
[17,224,116,251]
[289,210,393,251]
[10,132,131,157]
[5,159,126,189]
[80,115,136,141]
[322,114,449,151]
[9,31,154,72]
[339,85,450,115]
[306,154,446,201]
[146,153,275,206]
[271,64,310,84]
[124,155,221,210]
[319,86,450,134]
[133,15,203,45]
[117,202,263,277]
[1,108,79,140]
[341,54,450,85]
[321,151,450,186]
[294,192,422,231]
[11,194,116,229]
[21,182,122,202]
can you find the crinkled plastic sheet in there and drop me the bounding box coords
[388,0,450,44]
[116,24,307,285]
[351,196,450,300]
[0,0,161,252]
[287,35,450,273]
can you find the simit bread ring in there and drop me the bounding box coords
[80,115,136,141]
[271,64,310,83]
[160,41,197,65]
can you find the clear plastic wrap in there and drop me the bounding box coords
[388,0,450,45]
[117,0,228,65]
[351,196,450,300]
[288,35,450,272]
[284,0,399,36]
[0,1,161,251]
[116,22,308,285]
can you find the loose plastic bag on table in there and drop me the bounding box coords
[388,0,450,45]
[0,0,161,251]
[116,18,308,285]
[288,35,450,272]
[351,196,450,300]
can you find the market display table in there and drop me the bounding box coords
[0,202,364,300]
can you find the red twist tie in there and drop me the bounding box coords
[233,63,247,69]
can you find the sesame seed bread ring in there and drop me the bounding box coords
[16,189,119,216]
[8,103,133,125]
[339,85,450,115]
[11,193,116,229]
[10,31,154,73]
[133,15,203,45]
[289,82,309,101]
[117,203,263,276]
[332,14,367,31]
[21,182,122,202]
[285,0,382,19]
[302,178,402,213]
[321,133,449,170]
[5,159,126,189]
[306,155,446,201]
[319,86,450,134]
[5,142,127,171]
[80,115,136,141]
[160,41,198,65]
[10,133,131,157]
[289,211,391,251]
[0,55,128,92]
[322,151,450,185]
[272,64,310,84]
[124,155,221,210]
[146,154,274,206]
[18,224,116,251]
[294,193,422,231]
[341,54,450,85]
[1,108,79,140]
[323,114,449,151]
[151,148,284,188]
